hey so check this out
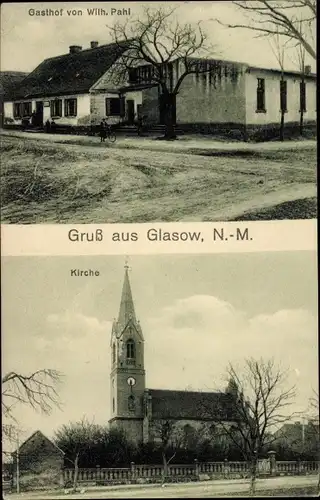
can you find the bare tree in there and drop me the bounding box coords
[107,6,218,139]
[269,30,287,141]
[150,416,184,483]
[201,358,297,496]
[2,369,63,438]
[295,37,307,135]
[216,1,316,60]
[55,417,105,492]
[2,370,62,412]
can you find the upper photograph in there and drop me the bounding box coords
[0,1,317,224]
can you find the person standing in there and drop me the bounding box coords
[100,118,106,142]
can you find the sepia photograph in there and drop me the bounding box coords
[0,1,317,224]
[2,252,318,498]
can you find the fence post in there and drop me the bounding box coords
[194,459,199,478]
[59,469,65,487]
[268,450,277,477]
[224,459,229,479]
[297,458,304,475]
[96,465,101,483]
[130,462,136,482]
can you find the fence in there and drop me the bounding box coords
[61,459,319,486]
[277,460,319,475]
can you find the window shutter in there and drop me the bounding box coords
[106,98,111,116]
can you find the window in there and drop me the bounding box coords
[300,81,306,112]
[65,98,77,117]
[50,99,62,117]
[112,343,116,364]
[13,103,22,118]
[280,80,287,112]
[112,397,115,412]
[106,97,125,116]
[256,78,266,112]
[22,102,32,117]
[128,68,138,83]
[13,102,32,118]
[128,395,135,411]
[126,339,135,359]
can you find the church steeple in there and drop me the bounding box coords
[117,264,137,327]
[109,263,146,442]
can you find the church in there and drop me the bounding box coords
[109,265,238,445]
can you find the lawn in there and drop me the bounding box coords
[0,134,317,223]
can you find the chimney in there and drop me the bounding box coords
[90,41,99,49]
[69,45,82,54]
[304,65,311,75]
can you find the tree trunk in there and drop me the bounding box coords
[279,76,285,141]
[164,94,177,140]
[162,452,168,484]
[299,109,304,136]
[73,453,79,492]
[249,457,258,497]
[299,77,305,136]
[280,110,285,142]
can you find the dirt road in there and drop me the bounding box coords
[1,132,316,223]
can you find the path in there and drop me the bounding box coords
[0,129,316,155]
[5,475,318,499]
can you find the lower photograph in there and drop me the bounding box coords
[1,252,318,498]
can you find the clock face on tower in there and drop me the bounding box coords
[127,376,136,387]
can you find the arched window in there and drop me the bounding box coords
[126,339,135,359]
[112,343,116,364]
[128,395,135,411]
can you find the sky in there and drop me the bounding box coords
[0,1,315,74]
[1,251,318,448]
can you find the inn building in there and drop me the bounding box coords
[3,39,316,139]
[109,265,238,444]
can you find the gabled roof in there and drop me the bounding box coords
[148,389,237,421]
[12,430,64,456]
[0,72,29,99]
[7,41,130,100]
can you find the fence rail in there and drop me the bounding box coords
[61,460,319,485]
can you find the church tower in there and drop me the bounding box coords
[109,264,146,443]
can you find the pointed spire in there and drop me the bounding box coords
[117,263,137,327]
[226,377,239,396]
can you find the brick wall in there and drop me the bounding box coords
[109,417,144,444]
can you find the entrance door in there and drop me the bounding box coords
[35,101,43,127]
[126,100,135,124]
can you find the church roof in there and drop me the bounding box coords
[6,40,130,100]
[117,266,137,327]
[148,389,236,421]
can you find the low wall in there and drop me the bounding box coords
[61,460,319,487]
